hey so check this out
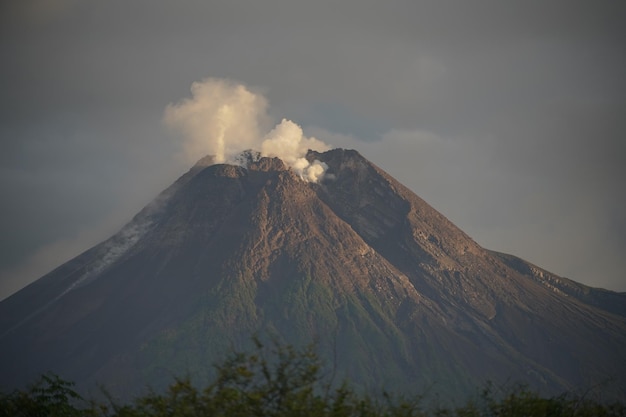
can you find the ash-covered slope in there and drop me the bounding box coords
[1,149,625,401]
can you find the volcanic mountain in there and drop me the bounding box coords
[1,149,625,401]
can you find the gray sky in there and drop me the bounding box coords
[1,0,625,300]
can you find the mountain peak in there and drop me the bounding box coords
[1,148,625,401]
[203,163,247,179]
[307,148,367,175]
[247,156,287,173]
[194,150,301,175]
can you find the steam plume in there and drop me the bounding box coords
[164,78,330,182]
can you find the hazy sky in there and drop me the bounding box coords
[1,0,625,299]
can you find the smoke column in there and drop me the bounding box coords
[164,78,330,182]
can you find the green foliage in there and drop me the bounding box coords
[2,343,625,417]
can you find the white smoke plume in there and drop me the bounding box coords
[164,78,330,182]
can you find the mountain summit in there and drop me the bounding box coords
[1,148,625,400]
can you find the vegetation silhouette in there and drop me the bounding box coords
[1,339,624,416]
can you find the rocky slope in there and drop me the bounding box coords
[1,149,625,401]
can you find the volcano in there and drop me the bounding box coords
[1,148,625,401]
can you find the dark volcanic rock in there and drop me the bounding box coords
[1,149,625,402]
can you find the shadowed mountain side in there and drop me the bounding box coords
[1,149,625,402]
[309,149,626,396]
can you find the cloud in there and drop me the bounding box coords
[261,119,329,181]
[164,78,330,182]
[163,78,269,164]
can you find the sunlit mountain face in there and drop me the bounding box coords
[1,148,625,402]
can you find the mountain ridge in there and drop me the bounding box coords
[1,148,624,401]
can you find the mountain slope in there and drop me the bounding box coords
[1,149,625,401]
